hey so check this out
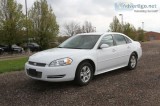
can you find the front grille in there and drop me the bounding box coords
[27,69,42,78]
[29,61,46,67]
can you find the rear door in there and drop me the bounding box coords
[112,34,131,67]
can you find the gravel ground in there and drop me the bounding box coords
[0,41,160,106]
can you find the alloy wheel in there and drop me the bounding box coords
[80,66,91,83]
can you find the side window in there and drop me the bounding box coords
[124,36,132,43]
[99,35,114,47]
[113,34,127,45]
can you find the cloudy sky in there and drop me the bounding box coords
[17,0,160,34]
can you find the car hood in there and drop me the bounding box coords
[29,48,90,64]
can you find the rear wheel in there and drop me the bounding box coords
[75,62,93,86]
[127,53,137,70]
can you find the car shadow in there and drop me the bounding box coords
[93,67,131,81]
[26,67,132,92]
[27,79,76,91]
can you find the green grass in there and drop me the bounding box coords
[0,57,28,73]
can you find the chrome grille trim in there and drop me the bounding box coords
[28,61,46,67]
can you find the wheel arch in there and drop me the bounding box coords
[131,51,138,59]
[76,59,96,75]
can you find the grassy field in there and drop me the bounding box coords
[0,57,28,73]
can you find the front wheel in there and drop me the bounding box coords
[127,53,137,70]
[75,62,93,86]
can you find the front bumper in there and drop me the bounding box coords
[25,62,77,82]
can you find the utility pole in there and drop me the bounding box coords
[94,27,96,32]
[142,22,144,30]
[119,14,123,25]
[25,0,30,54]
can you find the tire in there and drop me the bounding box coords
[75,62,94,86]
[127,53,137,70]
[0,51,3,55]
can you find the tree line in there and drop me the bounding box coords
[109,16,144,41]
[0,0,144,50]
[63,16,145,41]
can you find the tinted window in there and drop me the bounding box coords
[99,35,114,47]
[113,34,127,45]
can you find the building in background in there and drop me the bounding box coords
[145,31,160,41]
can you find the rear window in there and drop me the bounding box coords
[124,37,132,43]
[113,34,127,45]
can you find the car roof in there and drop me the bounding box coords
[77,32,125,36]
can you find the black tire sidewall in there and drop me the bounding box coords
[75,62,93,86]
[128,53,137,70]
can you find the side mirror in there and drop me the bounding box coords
[100,44,109,49]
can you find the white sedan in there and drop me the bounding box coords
[25,32,142,85]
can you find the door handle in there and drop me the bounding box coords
[127,46,131,49]
[112,49,116,52]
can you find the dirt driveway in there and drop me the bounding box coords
[0,41,160,106]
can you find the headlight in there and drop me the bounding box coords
[49,57,73,67]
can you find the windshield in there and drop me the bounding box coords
[58,35,101,49]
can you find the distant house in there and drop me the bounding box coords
[145,31,160,41]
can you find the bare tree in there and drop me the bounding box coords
[63,21,95,36]
[63,22,80,36]
[82,21,94,33]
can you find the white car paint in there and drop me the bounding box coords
[25,32,142,82]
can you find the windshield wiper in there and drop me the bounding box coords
[71,47,83,49]
[57,47,73,49]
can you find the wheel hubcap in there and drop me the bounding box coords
[80,66,91,83]
[130,56,136,68]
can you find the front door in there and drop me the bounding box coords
[96,35,118,74]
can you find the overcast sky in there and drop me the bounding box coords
[17,0,160,34]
